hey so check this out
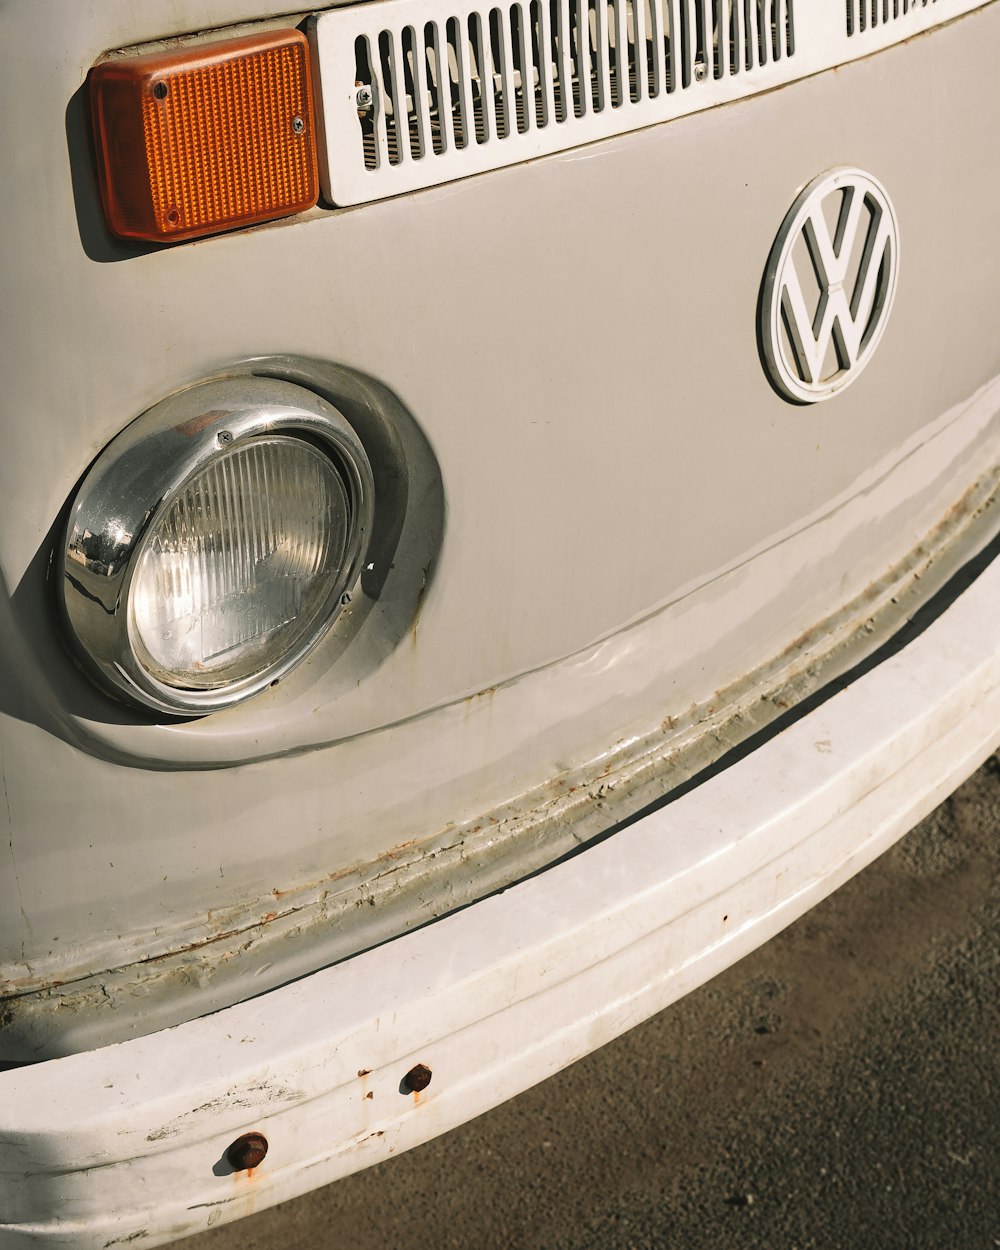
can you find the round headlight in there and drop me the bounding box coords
[130,436,351,690]
[61,377,374,715]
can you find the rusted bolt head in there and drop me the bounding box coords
[227,1132,268,1171]
[402,1063,432,1094]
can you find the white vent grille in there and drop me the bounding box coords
[310,0,992,205]
[313,0,795,203]
[352,1,794,169]
[846,0,940,35]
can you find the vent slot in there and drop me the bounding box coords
[847,0,937,37]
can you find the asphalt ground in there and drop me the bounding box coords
[184,753,1000,1250]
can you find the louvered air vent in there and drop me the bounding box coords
[353,0,793,169]
[846,0,940,36]
[310,0,991,206]
[312,0,795,204]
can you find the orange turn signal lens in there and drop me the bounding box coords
[89,30,319,243]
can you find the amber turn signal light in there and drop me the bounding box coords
[89,30,319,243]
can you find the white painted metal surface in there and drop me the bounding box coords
[310,0,992,204]
[2,551,998,1248]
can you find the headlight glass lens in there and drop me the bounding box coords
[129,436,350,690]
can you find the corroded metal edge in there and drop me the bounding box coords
[3,459,997,1061]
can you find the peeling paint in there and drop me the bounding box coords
[146,1082,304,1141]
[4,476,999,1062]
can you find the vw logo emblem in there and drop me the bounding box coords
[760,168,899,403]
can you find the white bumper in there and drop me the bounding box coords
[1,553,998,1249]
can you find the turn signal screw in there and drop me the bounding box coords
[227,1132,268,1171]
[402,1063,432,1094]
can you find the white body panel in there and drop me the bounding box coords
[1,0,999,1238]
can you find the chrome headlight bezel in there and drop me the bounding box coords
[60,376,374,716]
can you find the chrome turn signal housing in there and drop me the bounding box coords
[60,377,374,715]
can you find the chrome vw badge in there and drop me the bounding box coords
[760,168,899,403]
